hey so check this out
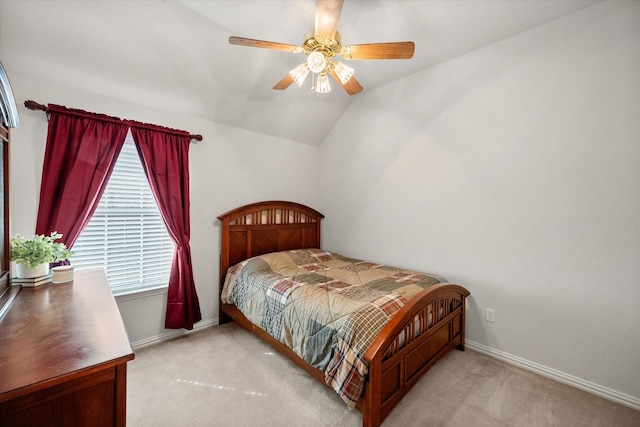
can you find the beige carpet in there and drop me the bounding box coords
[127,323,640,426]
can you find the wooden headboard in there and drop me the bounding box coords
[217,200,324,298]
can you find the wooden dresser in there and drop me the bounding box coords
[0,269,134,426]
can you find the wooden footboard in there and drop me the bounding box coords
[361,283,469,427]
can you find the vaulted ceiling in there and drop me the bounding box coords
[0,0,598,145]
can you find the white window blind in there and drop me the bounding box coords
[72,132,174,295]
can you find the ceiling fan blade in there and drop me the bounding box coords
[273,74,295,90]
[315,0,344,40]
[329,71,363,96]
[229,36,298,53]
[345,42,415,60]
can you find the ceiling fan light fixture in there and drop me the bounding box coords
[315,72,331,93]
[307,51,327,73]
[289,63,310,86]
[229,0,414,96]
[333,61,354,84]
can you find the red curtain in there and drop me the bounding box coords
[130,125,201,330]
[35,105,129,248]
[35,104,201,330]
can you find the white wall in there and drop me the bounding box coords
[319,1,640,403]
[4,0,638,408]
[8,73,320,345]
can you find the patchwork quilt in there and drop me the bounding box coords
[221,248,442,408]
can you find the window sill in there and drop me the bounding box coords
[114,285,168,302]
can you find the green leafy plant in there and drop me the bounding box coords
[10,232,73,268]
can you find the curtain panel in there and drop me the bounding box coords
[35,105,201,330]
[35,104,128,248]
[131,126,201,330]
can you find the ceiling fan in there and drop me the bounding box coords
[228,0,415,95]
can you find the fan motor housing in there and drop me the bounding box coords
[302,29,342,58]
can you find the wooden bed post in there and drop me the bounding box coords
[362,360,383,427]
[456,297,467,351]
[218,214,232,324]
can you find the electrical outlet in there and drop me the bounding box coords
[485,308,496,323]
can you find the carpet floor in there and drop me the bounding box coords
[127,323,640,426]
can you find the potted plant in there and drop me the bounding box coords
[11,231,73,278]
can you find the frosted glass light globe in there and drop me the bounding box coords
[307,51,327,73]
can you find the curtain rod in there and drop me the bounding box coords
[24,100,203,142]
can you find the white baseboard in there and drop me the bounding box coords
[465,340,640,412]
[130,317,218,349]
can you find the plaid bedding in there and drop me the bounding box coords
[221,249,442,408]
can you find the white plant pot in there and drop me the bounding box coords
[16,263,50,279]
[51,265,74,283]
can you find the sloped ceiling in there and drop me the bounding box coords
[0,0,598,146]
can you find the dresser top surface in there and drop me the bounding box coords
[0,269,134,397]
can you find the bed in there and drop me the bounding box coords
[218,201,470,427]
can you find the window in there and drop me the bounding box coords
[72,132,174,295]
